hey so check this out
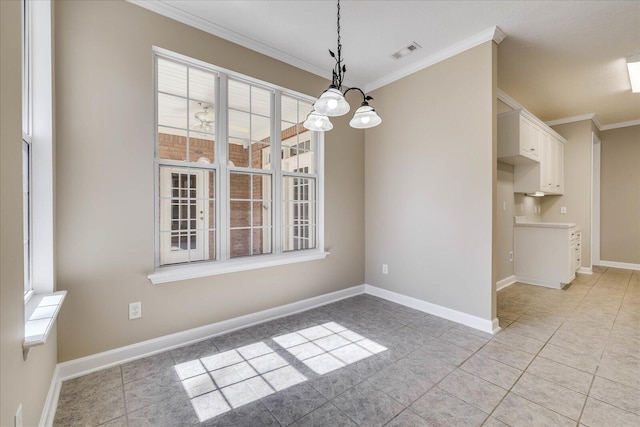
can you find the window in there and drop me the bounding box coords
[153,49,324,279]
[22,0,32,297]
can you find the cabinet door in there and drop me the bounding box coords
[519,117,541,161]
[540,134,554,192]
[555,140,564,194]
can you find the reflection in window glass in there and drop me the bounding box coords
[229,173,272,258]
[159,166,215,265]
[157,58,216,164]
[155,52,322,268]
[282,176,316,251]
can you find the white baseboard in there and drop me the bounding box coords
[39,365,61,427]
[496,275,516,291]
[364,284,500,335]
[577,267,593,274]
[41,282,505,426]
[41,284,365,427]
[599,260,640,271]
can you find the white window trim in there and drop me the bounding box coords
[150,47,326,284]
[22,0,60,360]
[148,250,328,284]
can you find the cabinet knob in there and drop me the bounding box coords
[530,148,536,151]
[556,185,560,187]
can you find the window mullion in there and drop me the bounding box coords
[218,73,230,261]
[272,91,283,254]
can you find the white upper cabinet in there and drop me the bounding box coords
[499,109,566,195]
[498,110,541,164]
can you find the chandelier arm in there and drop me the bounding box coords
[342,87,374,103]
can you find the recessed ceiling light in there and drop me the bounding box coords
[391,42,422,60]
[627,53,640,93]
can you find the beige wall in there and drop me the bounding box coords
[542,120,594,268]
[0,1,58,426]
[54,0,364,361]
[600,125,640,264]
[496,162,544,283]
[365,42,497,321]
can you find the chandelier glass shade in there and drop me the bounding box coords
[303,110,334,132]
[349,103,382,129]
[304,0,381,132]
[314,87,350,117]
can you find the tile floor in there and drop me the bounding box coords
[54,267,640,426]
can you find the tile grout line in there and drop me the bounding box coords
[576,269,634,425]
[479,270,606,426]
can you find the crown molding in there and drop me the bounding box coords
[127,0,361,86]
[500,92,639,132]
[545,113,601,130]
[496,88,523,110]
[600,119,640,131]
[365,26,506,93]
[130,1,504,94]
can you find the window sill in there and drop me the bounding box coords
[23,290,67,360]
[148,250,329,284]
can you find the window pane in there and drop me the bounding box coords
[282,134,316,173]
[230,229,251,258]
[251,143,270,170]
[252,174,271,200]
[22,141,30,293]
[189,132,215,164]
[251,86,271,117]
[253,228,272,255]
[158,128,187,161]
[229,79,250,112]
[158,93,188,129]
[190,100,214,135]
[189,67,215,105]
[230,201,250,227]
[281,96,314,171]
[229,172,251,199]
[251,114,271,142]
[158,58,187,97]
[281,95,299,123]
[229,172,272,258]
[282,177,316,252]
[228,140,249,168]
[228,109,250,140]
[253,201,270,227]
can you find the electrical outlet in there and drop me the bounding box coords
[560,206,567,214]
[382,264,388,275]
[15,404,22,427]
[129,302,142,320]
[509,251,513,262]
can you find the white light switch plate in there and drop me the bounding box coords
[560,206,567,214]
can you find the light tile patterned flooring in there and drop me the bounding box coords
[54,267,640,426]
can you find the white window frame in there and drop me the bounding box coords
[22,0,65,361]
[22,0,33,300]
[149,47,326,284]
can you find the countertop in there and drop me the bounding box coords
[513,216,576,229]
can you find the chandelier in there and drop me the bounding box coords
[303,0,382,132]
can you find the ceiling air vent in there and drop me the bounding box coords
[391,42,422,60]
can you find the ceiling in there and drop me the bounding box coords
[133,0,640,126]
